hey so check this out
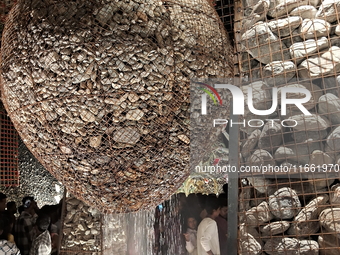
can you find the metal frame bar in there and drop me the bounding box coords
[225,1,241,252]
[227,95,240,255]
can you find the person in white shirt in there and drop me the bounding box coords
[0,217,21,255]
[29,215,51,255]
[197,198,221,255]
[183,216,198,255]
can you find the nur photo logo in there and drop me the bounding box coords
[194,81,313,128]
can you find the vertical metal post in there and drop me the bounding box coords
[227,99,239,255]
[58,190,67,255]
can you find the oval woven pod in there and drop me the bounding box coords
[0,0,233,212]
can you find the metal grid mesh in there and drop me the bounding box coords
[0,0,233,213]
[0,101,18,187]
[0,0,18,189]
[215,0,235,44]
[235,0,340,254]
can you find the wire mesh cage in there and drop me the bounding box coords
[0,0,16,43]
[0,0,18,191]
[0,0,234,213]
[216,0,235,43]
[235,0,340,254]
[0,101,19,187]
[60,192,103,255]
